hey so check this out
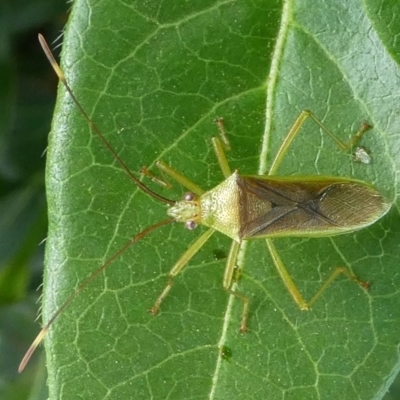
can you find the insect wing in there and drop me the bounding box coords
[237,175,390,239]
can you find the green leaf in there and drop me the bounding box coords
[41,0,400,399]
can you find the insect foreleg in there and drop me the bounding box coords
[155,160,204,195]
[150,228,215,314]
[139,166,172,189]
[269,110,371,175]
[265,239,369,310]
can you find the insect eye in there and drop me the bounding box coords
[185,221,198,230]
[184,192,196,201]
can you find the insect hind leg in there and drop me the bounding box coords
[266,239,369,310]
[268,110,372,175]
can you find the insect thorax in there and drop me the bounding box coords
[200,171,246,242]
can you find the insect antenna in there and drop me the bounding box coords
[19,36,179,372]
[19,217,175,373]
[38,34,175,206]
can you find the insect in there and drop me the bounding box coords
[19,34,390,372]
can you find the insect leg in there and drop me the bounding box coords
[155,160,204,195]
[214,117,231,151]
[140,166,172,189]
[212,137,232,178]
[213,119,249,330]
[266,238,369,310]
[269,110,371,175]
[153,117,233,192]
[223,240,250,332]
[308,112,371,151]
[212,118,232,178]
[150,228,215,314]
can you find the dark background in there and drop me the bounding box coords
[0,0,66,398]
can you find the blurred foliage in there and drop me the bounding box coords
[0,0,66,399]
